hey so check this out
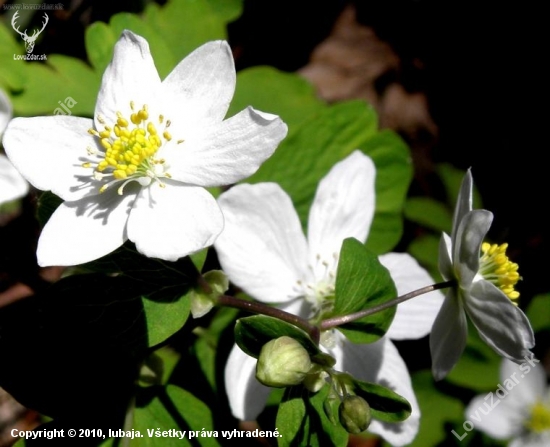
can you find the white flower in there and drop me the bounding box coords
[465,358,550,447]
[3,31,287,266]
[430,170,535,380]
[1,89,29,206]
[215,150,444,446]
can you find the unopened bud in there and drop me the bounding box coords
[339,395,372,434]
[256,336,312,387]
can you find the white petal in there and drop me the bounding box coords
[127,182,223,261]
[465,359,546,440]
[429,291,468,380]
[438,232,454,281]
[160,40,236,130]
[453,209,493,287]
[379,253,444,340]
[3,116,100,201]
[465,280,535,362]
[511,432,550,447]
[0,154,28,204]
[332,336,420,446]
[451,169,473,243]
[95,30,161,127]
[224,345,271,420]
[37,189,134,266]
[166,107,287,187]
[0,88,12,135]
[499,359,545,409]
[215,183,309,303]
[307,151,375,267]
[465,392,522,439]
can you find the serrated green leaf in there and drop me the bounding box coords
[353,380,411,422]
[276,387,307,447]
[404,197,453,233]
[234,315,321,359]
[245,101,411,255]
[526,294,550,332]
[407,371,464,447]
[333,238,397,343]
[228,66,327,132]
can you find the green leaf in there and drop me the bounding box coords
[139,347,180,387]
[245,101,411,255]
[0,22,27,90]
[85,21,119,74]
[142,293,191,347]
[10,55,100,116]
[308,385,348,446]
[526,294,550,332]
[333,238,397,343]
[107,13,176,79]
[193,307,240,391]
[79,247,197,347]
[276,387,307,447]
[143,0,227,64]
[133,385,219,447]
[438,163,483,210]
[205,0,243,21]
[404,197,453,233]
[353,380,411,422]
[407,234,441,280]
[228,66,327,132]
[407,371,464,447]
[234,315,321,359]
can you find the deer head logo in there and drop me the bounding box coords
[11,12,49,54]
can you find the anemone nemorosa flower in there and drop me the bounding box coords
[0,89,28,206]
[215,151,445,446]
[3,31,287,266]
[466,358,550,447]
[430,170,535,380]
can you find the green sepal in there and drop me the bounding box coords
[234,315,321,359]
[189,270,228,319]
[332,238,397,343]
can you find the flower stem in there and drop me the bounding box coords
[320,280,455,331]
[216,294,320,345]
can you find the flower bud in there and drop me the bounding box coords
[256,336,312,388]
[339,395,372,434]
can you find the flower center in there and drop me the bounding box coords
[83,102,183,195]
[525,400,550,433]
[478,242,521,304]
[295,252,339,320]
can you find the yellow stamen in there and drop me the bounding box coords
[84,101,179,194]
[479,242,521,304]
[525,401,550,433]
